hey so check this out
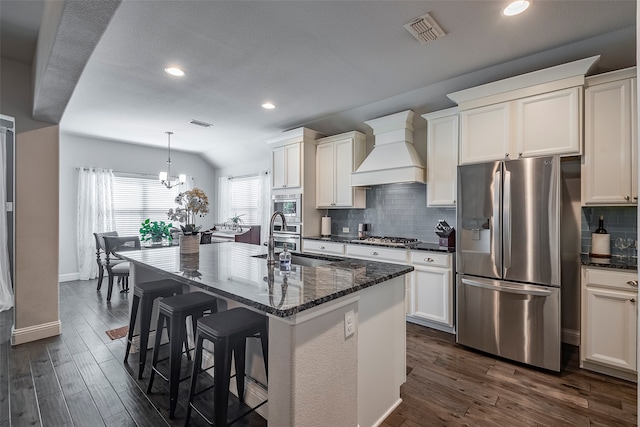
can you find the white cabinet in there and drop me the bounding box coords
[422,108,458,207]
[581,266,638,381]
[459,103,511,164]
[582,69,637,205]
[302,239,345,256]
[271,142,301,189]
[459,87,581,164]
[316,132,366,208]
[407,252,454,332]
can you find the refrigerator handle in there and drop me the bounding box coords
[461,278,552,297]
[492,170,502,274]
[503,169,511,270]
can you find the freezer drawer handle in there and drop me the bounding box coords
[627,280,638,287]
[461,278,552,297]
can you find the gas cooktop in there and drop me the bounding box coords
[350,236,420,247]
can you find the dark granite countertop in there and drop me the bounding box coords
[119,242,413,317]
[581,254,637,270]
[304,236,455,253]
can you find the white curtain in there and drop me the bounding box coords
[258,172,271,244]
[218,176,230,224]
[77,168,116,280]
[0,128,13,312]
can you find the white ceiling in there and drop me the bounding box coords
[1,1,637,169]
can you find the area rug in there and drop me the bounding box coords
[106,325,129,340]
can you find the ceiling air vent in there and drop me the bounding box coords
[189,119,213,128]
[404,12,445,44]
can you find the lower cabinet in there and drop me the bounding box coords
[407,251,454,333]
[581,266,638,381]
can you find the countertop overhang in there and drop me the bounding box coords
[580,254,637,271]
[118,242,413,317]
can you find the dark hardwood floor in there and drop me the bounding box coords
[1,279,637,426]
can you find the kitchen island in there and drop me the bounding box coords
[119,242,413,427]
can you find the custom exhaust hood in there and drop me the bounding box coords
[351,110,425,187]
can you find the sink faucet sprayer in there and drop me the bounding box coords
[267,211,287,266]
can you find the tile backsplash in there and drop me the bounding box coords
[581,206,638,257]
[326,183,456,244]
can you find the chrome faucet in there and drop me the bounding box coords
[267,211,287,266]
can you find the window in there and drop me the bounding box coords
[223,175,262,225]
[112,175,181,236]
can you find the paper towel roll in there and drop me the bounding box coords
[321,216,331,236]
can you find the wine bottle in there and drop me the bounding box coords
[595,215,607,234]
[590,215,611,258]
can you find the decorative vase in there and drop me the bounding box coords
[179,234,200,254]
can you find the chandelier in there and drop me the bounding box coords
[159,131,186,189]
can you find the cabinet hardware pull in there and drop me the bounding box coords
[505,153,510,157]
[625,195,630,200]
[631,298,636,303]
[627,280,638,287]
[634,197,638,201]
[518,153,523,158]
[425,258,434,262]
[320,246,325,250]
[371,252,378,256]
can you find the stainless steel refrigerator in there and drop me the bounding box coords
[456,156,562,372]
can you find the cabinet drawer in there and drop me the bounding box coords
[409,251,451,268]
[584,267,638,292]
[346,244,407,263]
[303,240,344,256]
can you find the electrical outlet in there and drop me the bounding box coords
[344,310,355,338]
[342,227,349,233]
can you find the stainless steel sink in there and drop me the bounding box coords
[252,252,340,267]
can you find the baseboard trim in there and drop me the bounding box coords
[562,328,580,346]
[12,320,62,345]
[406,316,455,334]
[372,398,402,427]
[59,272,80,282]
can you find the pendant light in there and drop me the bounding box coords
[159,131,186,189]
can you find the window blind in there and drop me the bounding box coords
[227,176,261,224]
[113,175,180,237]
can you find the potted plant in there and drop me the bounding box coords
[139,219,173,245]
[167,188,210,254]
[227,213,245,231]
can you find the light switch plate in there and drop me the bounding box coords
[342,227,349,233]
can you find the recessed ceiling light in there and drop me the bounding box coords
[503,0,531,16]
[164,67,185,77]
[262,102,276,110]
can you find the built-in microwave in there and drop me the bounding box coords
[273,193,302,224]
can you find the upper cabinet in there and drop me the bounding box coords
[267,127,323,192]
[582,68,637,205]
[449,56,600,165]
[271,142,301,189]
[422,108,458,207]
[316,131,366,209]
[459,87,581,164]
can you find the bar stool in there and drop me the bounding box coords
[124,279,184,379]
[185,307,269,426]
[146,292,219,418]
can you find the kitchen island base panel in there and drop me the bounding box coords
[268,276,406,427]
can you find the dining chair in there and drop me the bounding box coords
[93,231,125,291]
[102,235,140,302]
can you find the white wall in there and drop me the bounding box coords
[59,132,218,280]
